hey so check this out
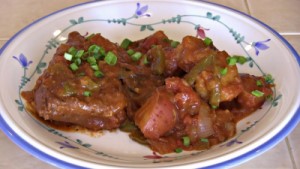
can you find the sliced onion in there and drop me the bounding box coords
[197,117,215,138]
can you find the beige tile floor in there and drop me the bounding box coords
[0,0,299,168]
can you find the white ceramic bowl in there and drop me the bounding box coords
[0,0,299,168]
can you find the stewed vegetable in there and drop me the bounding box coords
[21,30,274,154]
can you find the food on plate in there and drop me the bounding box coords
[22,30,274,154]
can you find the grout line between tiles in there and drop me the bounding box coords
[280,33,300,36]
[244,0,251,16]
[285,138,297,169]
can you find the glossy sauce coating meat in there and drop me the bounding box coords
[22,31,274,154]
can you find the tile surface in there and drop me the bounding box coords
[288,125,300,169]
[247,0,300,33]
[0,131,56,169]
[284,35,300,54]
[0,0,88,38]
[204,0,249,14]
[233,140,295,169]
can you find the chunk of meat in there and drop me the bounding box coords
[33,62,127,130]
[130,31,171,53]
[165,77,202,116]
[237,74,273,109]
[194,51,243,104]
[212,109,236,141]
[134,89,178,139]
[177,36,216,72]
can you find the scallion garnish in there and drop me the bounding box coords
[170,40,180,48]
[256,80,263,87]
[251,90,264,97]
[105,51,117,65]
[83,91,91,97]
[182,136,190,147]
[98,46,106,56]
[86,33,95,40]
[77,72,85,76]
[69,63,79,71]
[220,67,228,76]
[90,64,99,71]
[75,50,84,58]
[227,57,237,66]
[211,105,218,109]
[68,47,77,56]
[131,52,142,61]
[120,38,132,49]
[233,55,248,64]
[174,148,183,153]
[237,56,248,64]
[203,37,212,46]
[127,49,135,56]
[200,138,209,143]
[143,56,149,65]
[74,58,81,66]
[94,70,104,78]
[263,74,274,84]
[64,53,73,61]
[87,57,97,65]
[88,44,101,54]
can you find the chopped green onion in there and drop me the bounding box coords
[93,53,102,60]
[88,45,101,54]
[68,47,77,56]
[90,64,99,71]
[83,91,91,97]
[86,33,95,40]
[174,148,183,153]
[151,45,157,48]
[98,46,106,56]
[263,74,274,84]
[77,72,85,76]
[94,70,104,78]
[69,63,79,71]
[163,38,170,42]
[87,57,97,65]
[211,105,218,109]
[143,56,149,65]
[182,136,190,147]
[120,38,132,49]
[127,49,135,56]
[256,80,263,87]
[231,55,248,64]
[74,58,81,65]
[227,57,237,66]
[203,37,212,46]
[266,95,273,101]
[170,40,180,48]
[131,52,142,61]
[105,51,117,65]
[64,53,73,61]
[200,138,209,143]
[220,67,228,76]
[75,50,85,58]
[237,56,248,64]
[251,90,264,97]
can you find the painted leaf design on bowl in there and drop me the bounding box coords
[56,141,79,149]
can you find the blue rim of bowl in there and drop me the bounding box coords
[0,0,299,168]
